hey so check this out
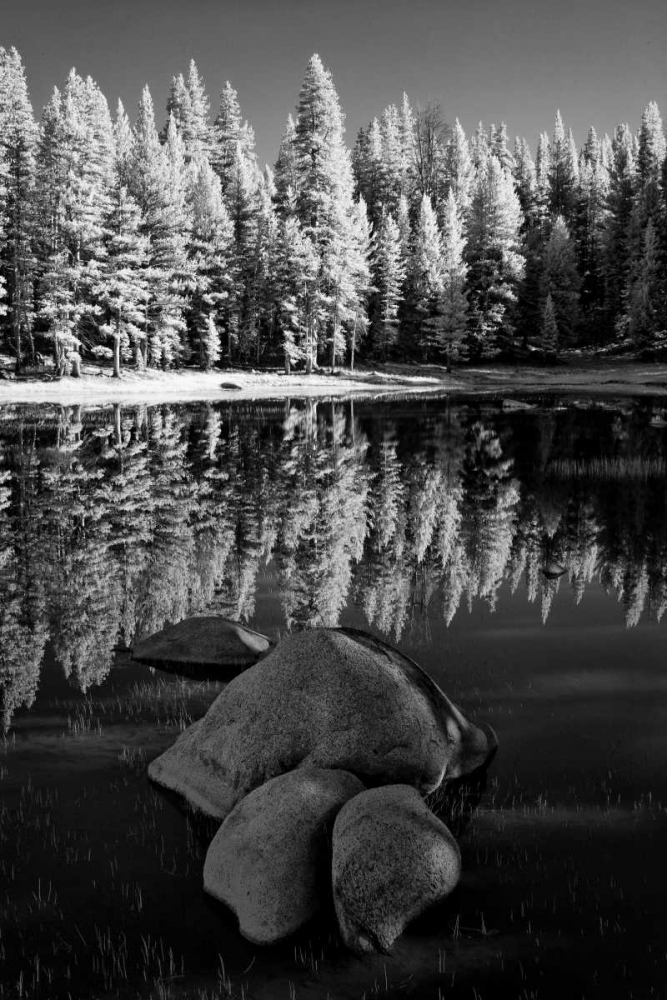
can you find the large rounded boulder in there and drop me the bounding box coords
[203,767,364,945]
[148,627,496,820]
[332,785,461,954]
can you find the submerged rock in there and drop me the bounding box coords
[542,560,567,579]
[203,768,364,945]
[502,398,535,411]
[332,785,461,954]
[132,616,271,674]
[148,627,497,820]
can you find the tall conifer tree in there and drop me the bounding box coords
[466,156,524,357]
[0,48,38,369]
[371,211,406,359]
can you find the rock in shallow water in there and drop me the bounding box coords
[148,627,497,820]
[203,767,364,945]
[132,616,271,674]
[332,784,461,954]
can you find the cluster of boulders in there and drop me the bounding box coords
[144,623,497,953]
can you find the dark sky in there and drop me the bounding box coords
[2,0,666,167]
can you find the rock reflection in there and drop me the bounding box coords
[0,396,666,729]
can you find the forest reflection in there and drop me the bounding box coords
[1,396,666,730]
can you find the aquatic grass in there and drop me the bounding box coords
[48,676,223,736]
[546,455,667,480]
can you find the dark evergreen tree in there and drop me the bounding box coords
[540,215,580,345]
[466,156,524,357]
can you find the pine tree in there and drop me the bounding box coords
[34,88,71,364]
[162,73,189,141]
[201,313,221,368]
[437,190,468,370]
[275,213,318,372]
[322,194,360,369]
[398,93,416,200]
[575,133,610,340]
[625,219,661,348]
[128,92,189,368]
[443,118,474,212]
[581,125,600,169]
[605,123,637,328]
[212,81,255,195]
[370,211,406,359]
[379,102,405,210]
[183,60,211,160]
[93,100,149,376]
[470,122,490,170]
[549,111,566,209]
[513,136,537,223]
[490,122,515,173]
[274,114,298,212]
[408,193,443,358]
[346,196,373,368]
[0,47,38,370]
[352,117,385,224]
[540,215,580,345]
[413,102,447,203]
[253,167,281,362]
[149,115,191,367]
[291,54,358,371]
[187,155,233,368]
[540,293,559,359]
[535,131,551,223]
[466,155,524,357]
[36,71,114,372]
[224,140,261,361]
[637,101,666,189]
[162,61,211,161]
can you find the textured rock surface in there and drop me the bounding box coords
[332,784,461,954]
[148,627,497,819]
[203,768,364,945]
[132,616,271,672]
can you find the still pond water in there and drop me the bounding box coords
[0,394,666,999]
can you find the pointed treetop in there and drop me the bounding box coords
[553,109,565,146]
[638,100,666,185]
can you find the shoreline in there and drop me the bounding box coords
[1,359,667,405]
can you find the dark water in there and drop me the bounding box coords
[1,395,666,999]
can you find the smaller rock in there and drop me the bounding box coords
[502,398,534,411]
[542,560,566,579]
[204,768,364,945]
[332,785,461,954]
[132,616,271,673]
[220,381,242,390]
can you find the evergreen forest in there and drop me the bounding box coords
[0,48,666,376]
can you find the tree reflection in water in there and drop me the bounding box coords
[1,396,666,729]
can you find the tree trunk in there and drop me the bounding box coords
[113,403,122,450]
[305,308,313,374]
[284,353,291,376]
[330,288,339,374]
[13,279,21,374]
[350,309,358,372]
[113,316,122,378]
[113,336,121,378]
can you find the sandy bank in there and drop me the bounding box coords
[1,358,667,405]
